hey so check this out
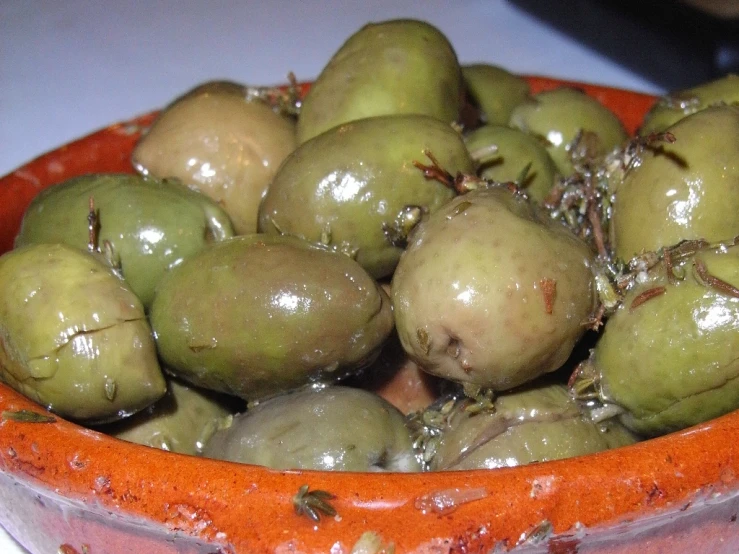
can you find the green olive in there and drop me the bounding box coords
[465,124,558,202]
[203,386,420,472]
[509,87,628,176]
[462,64,530,125]
[132,84,297,234]
[297,19,462,143]
[640,74,739,135]
[98,376,240,455]
[580,244,739,437]
[611,105,739,262]
[149,235,394,400]
[429,383,637,470]
[392,187,596,391]
[174,79,248,100]
[0,244,166,423]
[259,114,474,279]
[15,173,234,308]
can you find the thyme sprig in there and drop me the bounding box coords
[293,484,337,522]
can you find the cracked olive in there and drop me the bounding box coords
[149,235,394,401]
[429,383,637,470]
[202,386,420,472]
[0,244,166,423]
[259,114,474,279]
[509,87,627,176]
[132,83,297,234]
[297,19,462,143]
[15,173,234,308]
[611,105,739,262]
[392,187,595,391]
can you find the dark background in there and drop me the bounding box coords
[511,0,739,90]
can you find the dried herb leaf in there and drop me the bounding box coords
[293,484,337,522]
[2,410,56,423]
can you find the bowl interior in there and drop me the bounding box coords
[3,78,739,554]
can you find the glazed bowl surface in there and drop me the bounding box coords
[2,77,739,554]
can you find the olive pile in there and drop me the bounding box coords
[1,19,738,472]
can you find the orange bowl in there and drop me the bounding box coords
[2,78,739,554]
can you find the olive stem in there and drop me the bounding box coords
[629,286,667,312]
[413,149,484,194]
[87,196,99,253]
[693,258,739,298]
[586,190,608,260]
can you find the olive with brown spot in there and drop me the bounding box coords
[392,187,595,391]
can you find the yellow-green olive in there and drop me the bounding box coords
[583,244,739,436]
[509,87,627,176]
[98,377,240,455]
[640,74,739,135]
[462,64,530,125]
[611,105,739,261]
[465,124,558,202]
[297,19,463,143]
[132,83,296,234]
[203,386,420,472]
[429,383,637,470]
[259,114,474,278]
[15,173,234,308]
[150,235,394,401]
[0,244,166,423]
[393,187,595,391]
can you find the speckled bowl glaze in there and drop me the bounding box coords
[2,78,739,554]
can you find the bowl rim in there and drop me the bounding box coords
[4,77,739,554]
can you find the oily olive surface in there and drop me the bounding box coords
[14,173,234,308]
[611,105,739,262]
[465,124,557,203]
[509,87,628,176]
[259,114,474,278]
[150,235,394,401]
[297,19,462,143]
[98,376,240,455]
[8,17,739,482]
[430,383,637,471]
[203,386,420,472]
[586,245,739,437]
[392,187,596,391]
[0,244,166,423]
[132,87,296,234]
[462,64,530,125]
[640,73,739,135]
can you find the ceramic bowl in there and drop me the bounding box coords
[1,77,739,554]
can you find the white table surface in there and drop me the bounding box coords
[0,1,662,552]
